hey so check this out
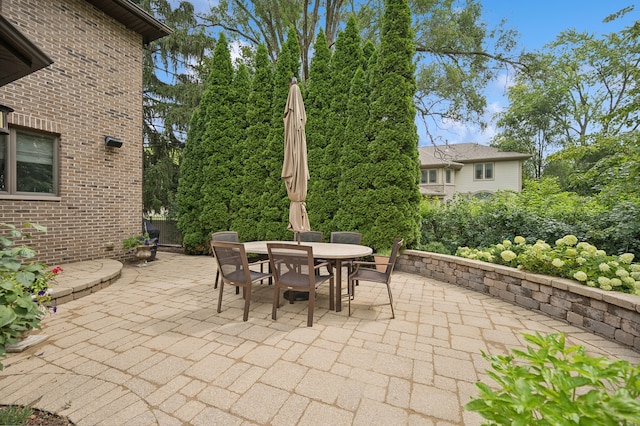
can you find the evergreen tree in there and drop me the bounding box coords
[258,27,301,240]
[365,0,421,251]
[228,63,251,223]
[231,45,274,241]
[308,17,365,235]
[304,30,333,233]
[138,0,213,215]
[198,33,237,246]
[176,108,208,253]
[334,67,372,232]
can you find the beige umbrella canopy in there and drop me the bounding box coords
[282,78,310,234]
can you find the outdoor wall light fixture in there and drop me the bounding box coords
[104,136,123,148]
[0,104,14,135]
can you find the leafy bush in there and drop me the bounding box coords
[456,235,640,294]
[418,241,451,255]
[466,332,640,425]
[0,223,60,370]
[419,178,640,258]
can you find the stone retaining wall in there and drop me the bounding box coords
[396,250,640,351]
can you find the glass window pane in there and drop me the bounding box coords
[420,170,428,183]
[16,131,54,193]
[445,169,451,183]
[428,169,437,183]
[475,163,483,179]
[485,163,493,179]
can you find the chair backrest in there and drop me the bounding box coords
[330,231,362,245]
[267,243,316,288]
[297,231,323,243]
[211,240,252,285]
[211,231,239,243]
[383,238,404,277]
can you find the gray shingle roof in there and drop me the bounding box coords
[418,143,531,167]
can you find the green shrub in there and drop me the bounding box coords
[466,332,640,425]
[0,223,60,370]
[418,241,451,255]
[418,179,640,259]
[456,235,640,294]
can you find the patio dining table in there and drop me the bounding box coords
[243,241,373,312]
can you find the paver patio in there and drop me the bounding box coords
[1,251,639,425]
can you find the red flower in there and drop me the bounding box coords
[52,266,63,275]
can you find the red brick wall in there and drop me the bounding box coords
[0,0,144,264]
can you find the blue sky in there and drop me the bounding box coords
[177,0,637,146]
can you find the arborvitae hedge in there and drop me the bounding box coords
[364,0,421,251]
[178,3,424,251]
[231,45,273,242]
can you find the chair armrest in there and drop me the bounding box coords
[313,260,332,271]
[352,260,390,267]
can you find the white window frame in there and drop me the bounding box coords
[0,127,59,198]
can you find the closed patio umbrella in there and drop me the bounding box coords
[282,77,310,235]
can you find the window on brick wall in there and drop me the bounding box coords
[0,128,58,196]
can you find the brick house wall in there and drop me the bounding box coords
[0,0,151,264]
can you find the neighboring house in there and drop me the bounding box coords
[0,0,171,264]
[418,143,532,202]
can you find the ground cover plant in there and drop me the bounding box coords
[456,234,640,294]
[465,332,640,425]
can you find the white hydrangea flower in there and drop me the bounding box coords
[561,235,578,246]
[598,277,611,286]
[552,258,565,268]
[573,271,588,282]
[576,257,586,265]
[599,263,611,272]
[616,268,630,278]
[619,253,635,264]
[611,278,623,287]
[514,236,525,244]
[501,250,517,262]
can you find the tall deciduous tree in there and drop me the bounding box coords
[203,0,345,81]
[364,0,421,251]
[200,0,519,140]
[495,15,639,193]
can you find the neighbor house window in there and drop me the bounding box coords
[474,162,494,180]
[445,169,452,184]
[0,128,58,196]
[421,169,438,184]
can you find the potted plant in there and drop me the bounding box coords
[0,222,61,368]
[122,232,157,260]
[373,247,392,272]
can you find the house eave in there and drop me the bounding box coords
[0,15,54,87]
[85,0,173,44]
